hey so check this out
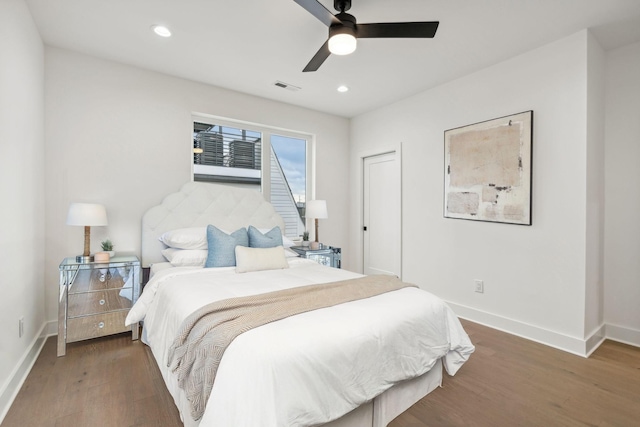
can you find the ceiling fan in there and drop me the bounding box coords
[294,0,439,72]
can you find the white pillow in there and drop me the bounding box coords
[235,246,289,273]
[282,235,296,248]
[159,227,207,250]
[284,248,299,258]
[161,248,208,267]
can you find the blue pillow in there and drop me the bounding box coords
[205,225,248,268]
[248,225,283,248]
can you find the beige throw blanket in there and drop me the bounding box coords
[167,275,416,421]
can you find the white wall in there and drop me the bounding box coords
[604,40,640,345]
[350,30,599,354]
[0,0,45,418]
[44,47,350,322]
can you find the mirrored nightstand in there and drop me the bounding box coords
[289,245,341,268]
[58,254,140,356]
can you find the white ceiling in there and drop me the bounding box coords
[25,0,640,118]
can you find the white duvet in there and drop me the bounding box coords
[126,258,474,427]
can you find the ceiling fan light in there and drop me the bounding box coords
[329,33,357,55]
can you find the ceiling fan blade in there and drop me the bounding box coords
[294,0,341,27]
[357,21,439,38]
[303,40,331,72]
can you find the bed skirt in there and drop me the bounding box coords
[323,358,443,427]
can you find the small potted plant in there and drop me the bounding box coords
[101,239,115,258]
[302,231,310,247]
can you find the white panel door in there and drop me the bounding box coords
[363,152,401,277]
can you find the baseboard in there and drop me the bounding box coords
[606,323,640,348]
[585,324,607,357]
[0,320,53,424]
[45,319,58,337]
[448,301,591,357]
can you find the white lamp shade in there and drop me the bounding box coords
[306,200,328,219]
[66,203,108,226]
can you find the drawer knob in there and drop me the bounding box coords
[98,322,105,329]
[99,299,105,305]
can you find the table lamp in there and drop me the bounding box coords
[305,200,328,250]
[66,203,108,263]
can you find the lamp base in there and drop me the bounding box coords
[75,255,94,263]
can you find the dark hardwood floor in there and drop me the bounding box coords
[3,320,639,426]
[2,331,182,427]
[391,321,640,427]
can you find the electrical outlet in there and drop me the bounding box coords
[19,317,24,338]
[474,280,484,293]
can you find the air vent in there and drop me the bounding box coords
[273,81,301,92]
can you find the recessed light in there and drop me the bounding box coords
[337,85,349,93]
[151,25,172,38]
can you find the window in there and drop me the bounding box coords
[192,116,311,239]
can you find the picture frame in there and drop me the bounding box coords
[444,110,533,225]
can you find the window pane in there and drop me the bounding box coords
[271,135,306,239]
[193,122,262,184]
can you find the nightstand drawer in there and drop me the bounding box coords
[67,288,133,317]
[66,311,129,342]
[69,268,130,294]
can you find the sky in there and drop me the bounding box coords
[271,135,306,203]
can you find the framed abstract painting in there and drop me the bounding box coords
[444,110,533,225]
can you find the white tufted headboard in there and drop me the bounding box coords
[141,182,285,267]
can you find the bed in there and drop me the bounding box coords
[126,182,474,427]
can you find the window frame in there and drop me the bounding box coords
[191,113,314,218]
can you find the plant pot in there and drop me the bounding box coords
[302,241,310,247]
[94,252,110,263]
